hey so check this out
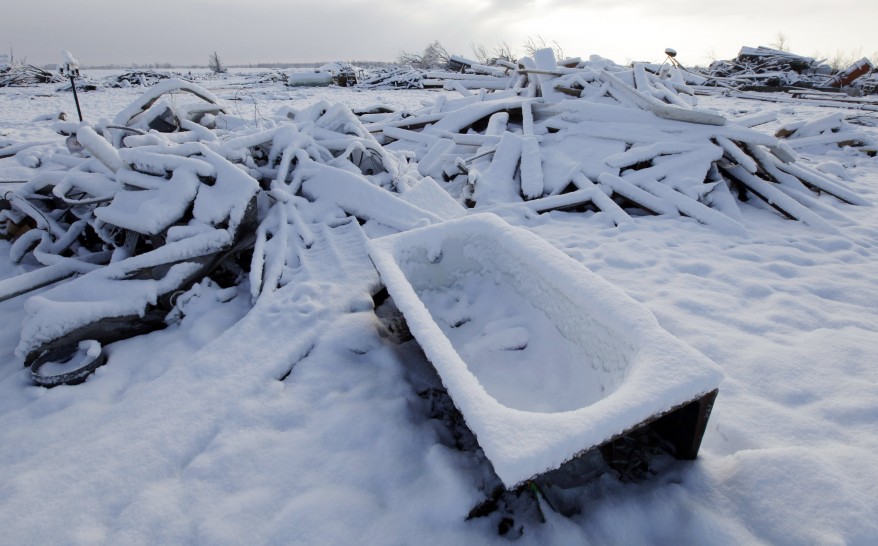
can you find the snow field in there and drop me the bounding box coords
[0,72,877,544]
[528,188,878,543]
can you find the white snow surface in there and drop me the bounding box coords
[0,72,877,544]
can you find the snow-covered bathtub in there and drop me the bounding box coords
[368,213,723,490]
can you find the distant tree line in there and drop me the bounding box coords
[41,60,397,71]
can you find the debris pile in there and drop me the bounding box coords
[107,70,174,88]
[0,50,870,386]
[357,65,425,89]
[0,51,873,535]
[703,46,876,92]
[368,50,866,234]
[0,78,429,385]
[286,63,360,88]
[358,55,515,90]
[1,64,218,91]
[704,46,832,89]
[317,62,360,86]
[776,112,877,157]
[0,64,65,87]
[827,57,874,88]
[357,65,428,89]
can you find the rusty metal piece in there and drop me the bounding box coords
[829,57,874,88]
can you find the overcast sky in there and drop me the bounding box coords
[2,0,876,68]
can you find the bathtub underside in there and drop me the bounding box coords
[530,388,717,515]
[375,289,718,518]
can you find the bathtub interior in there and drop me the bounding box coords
[394,231,639,413]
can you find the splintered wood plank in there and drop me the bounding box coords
[773,159,872,206]
[520,136,544,200]
[514,189,595,213]
[630,176,747,235]
[597,173,679,216]
[599,69,727,126]
[720,164,838,232]
[715,136,758,173]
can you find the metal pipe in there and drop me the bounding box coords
[70,75,83,121]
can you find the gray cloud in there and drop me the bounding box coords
[1,0,875,67]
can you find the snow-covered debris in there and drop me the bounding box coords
[356,65,428,89]
[2,50,872,377]
[317,62,359,86]
[827,57,874,88]
[776,112,878,156]
[1,55,878,539]
[106,69,174,88]
[373,50,866,232]
[0,80,423,375]
[284,64,360,88]
[700,46,876,94]
[703,46,833,90]
[287,70,333,87]
[0,64,64,87]
[357,56,515,91]
[110,78,228,143]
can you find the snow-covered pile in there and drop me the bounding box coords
[776,112,878,156]
[358,55,514,91]
[1,49,872,386]
[1,47,872,379]
[0,64,64,87]
[106,70,174,88]
[371,50,867,234]
[703,46,833,89]
[0,78,432,369]
[357,65,428,89]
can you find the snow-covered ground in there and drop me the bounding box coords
[1,71,877,545]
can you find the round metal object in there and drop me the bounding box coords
[30,340,106,387]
